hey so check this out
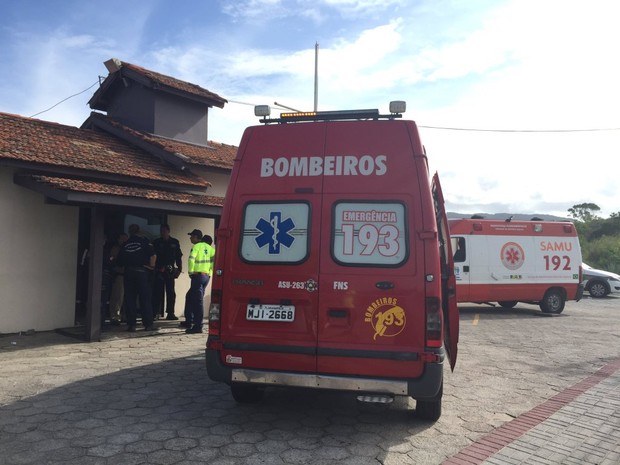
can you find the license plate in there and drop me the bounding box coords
[246,304,295,322]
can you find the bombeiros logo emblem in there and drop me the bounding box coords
[365,297,406,340]
[305,279,318,292]
[260,155,387,178]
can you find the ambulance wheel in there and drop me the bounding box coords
[498,301,518,308]
[230,384,264,403]
[415,383,442,421]
[539,289,565,314]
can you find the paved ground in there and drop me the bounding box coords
[0,296,618,464]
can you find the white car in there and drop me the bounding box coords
[582,263,620,298]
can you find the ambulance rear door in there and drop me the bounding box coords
[316,120,429,380]
[218,123,325,374]
[432,173,459,370]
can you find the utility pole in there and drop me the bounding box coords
[314,42,319,111]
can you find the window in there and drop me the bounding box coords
[452,237,466,262]
[332,202,407,266]
[240,202,310,263]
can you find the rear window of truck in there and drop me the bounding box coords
[240,202,310,264]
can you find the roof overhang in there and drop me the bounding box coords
[89,64,227,111]
[14,173,223,217]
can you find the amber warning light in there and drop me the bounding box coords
[255,101,406,124]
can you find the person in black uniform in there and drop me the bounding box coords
[152,224,183,321]
[116,224,157,332]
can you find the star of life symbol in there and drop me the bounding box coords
[500,242,525,270]
[255,211,296,254]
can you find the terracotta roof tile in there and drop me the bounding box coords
[0,112,209,189]
[89,113,236,170]
[31,175,224,207]
[121,62,227,107]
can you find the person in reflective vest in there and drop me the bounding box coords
[182,229,215,334]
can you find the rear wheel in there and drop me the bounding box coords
[498,301,518,308]
[539,289,565,314]
[230,384,265,403]
[415,399,442,421]
[588,280,609,298]
[415,383,442,421]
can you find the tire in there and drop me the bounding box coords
[539,288,565,314]
[415,383,442,421]
[588,280,609,298]
[498,301,518,308]
[415,398,442,421]
[230,384,265,403]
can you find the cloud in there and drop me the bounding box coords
[0,0,155,124]
[2,0,619,217]
[147,1,620,218]
[221,0,407,21]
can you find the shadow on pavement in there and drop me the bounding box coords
[458,304,567,319]
[0,338,437,465]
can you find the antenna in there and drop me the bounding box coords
[270,42,318,115]
[273,102,302,112]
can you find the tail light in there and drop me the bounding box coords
[208,289,222,337]
[425,297,443,348]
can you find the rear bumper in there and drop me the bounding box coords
[205,345,444,400]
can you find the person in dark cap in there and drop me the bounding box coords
[152,224,183,321]
[116,224,157,332]
[180,229,212,333]
[189,229,202,238]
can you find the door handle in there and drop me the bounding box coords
[328,309,348,318]
[375,281,394,290]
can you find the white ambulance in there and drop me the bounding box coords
[449,218,584,313]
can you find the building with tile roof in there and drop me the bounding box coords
[0,59,238,340]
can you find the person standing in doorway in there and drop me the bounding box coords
[117,224,157,332]
[152,224,183,321]
[181,229,213,334]
[109,232,128,325]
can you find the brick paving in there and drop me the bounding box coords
[0,297,618,464]
[444,358,620,464]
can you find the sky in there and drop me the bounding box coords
[1,0,619,218]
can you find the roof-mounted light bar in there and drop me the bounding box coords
[280,108,379,122]
[256,101,406,124]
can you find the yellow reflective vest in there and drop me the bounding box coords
[188,242,214,274]
[206,244,215,275]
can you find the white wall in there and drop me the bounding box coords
[0,167,78,334]
[192,168,230,198]
[167,216,215,317]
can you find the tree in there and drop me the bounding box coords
[568,203,601,223]
[582,235,620,274]
[569,206,620,273]
[587,215,620,240]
